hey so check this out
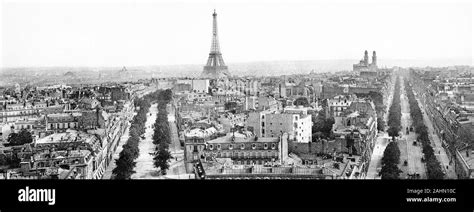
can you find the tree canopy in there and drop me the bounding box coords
[404,78,444,179]
[312,109,335,141]
[151,90,173,176]
[112,89,169,179]
[293,97,310,107]
[380,142,401,179]
[387,77,402,138]
[6,129,33,146]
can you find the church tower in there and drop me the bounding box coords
[371,51,377,66]
[363,50,369,66]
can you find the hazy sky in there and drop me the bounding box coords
[1,0,473,67]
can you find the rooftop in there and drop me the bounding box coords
[459,149,474,170]
[35,130,98,145]
[206,132,281,144]
[185,127,217,138]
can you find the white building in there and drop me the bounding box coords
[176,79,210,94]
[328,94,356,117]
[246,106,312,143]
[191,79,209,93]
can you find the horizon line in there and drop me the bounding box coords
[2,57,473,70]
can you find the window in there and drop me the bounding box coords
[295,116,298,120]
[229,144,233,150]
[217,144,221,150]
[209,144,214,150]
[241,144,245,149]
[252,143,257,149]
[271,143,276,149]
[264,143,268,149]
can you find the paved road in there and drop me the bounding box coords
[366,133,391,179]
[383,74,397,131]
[400,76,426,179]
[166,103,186,177]
[415,92,457,179]
[132,103,160,179]
[102,125,131,179]
[103,89,155,179]
[131,102,186,179]
[366,74,396,179]
[168,104,182,153]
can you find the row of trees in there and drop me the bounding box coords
[112,91,159,179]
[404,79,444,179]
[380,76,402,179]
[380,142,402,179]
[387,77,402,139]
[152,89,173,175]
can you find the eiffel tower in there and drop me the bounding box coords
[201,10,230,78]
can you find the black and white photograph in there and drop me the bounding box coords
[0,0,473,210]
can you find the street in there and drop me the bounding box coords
[366,74,395,179]
[131,102,187,179]
[102,123,131,179]
[165,103,187,178]
[132,103,160,179]
[399,76,426,179]
[366,134,391,179]
[414,91,457,179]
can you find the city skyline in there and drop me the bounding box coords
[1,0,473,68]
[2,1,474,210]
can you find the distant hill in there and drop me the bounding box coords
[64,71,76,77]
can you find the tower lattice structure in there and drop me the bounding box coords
[201,10,230,78]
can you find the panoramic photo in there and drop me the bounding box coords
[1,0,473,183]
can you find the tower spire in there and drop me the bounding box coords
[372,51,377,66]
[202,9,230,78]
[364,50,369,65]
[210,9,220,53]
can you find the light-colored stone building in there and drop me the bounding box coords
[246,106,312,143]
